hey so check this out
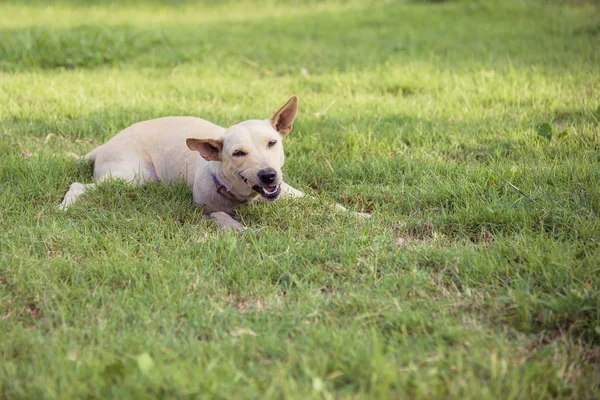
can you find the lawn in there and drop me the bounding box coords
[1,0,599,398]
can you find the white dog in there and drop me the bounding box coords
[60,96,370,230]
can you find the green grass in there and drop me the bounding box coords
[1,0,599,398]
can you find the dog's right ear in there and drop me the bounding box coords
[270,96,298,136]
[186,138,224,162]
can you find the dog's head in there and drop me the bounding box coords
[187,96,297,201]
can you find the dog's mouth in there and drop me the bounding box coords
[239,173,281,201]
[252,184,281,200]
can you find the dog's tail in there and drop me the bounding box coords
[79,146,101,164]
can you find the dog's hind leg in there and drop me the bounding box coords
[58,182,97,210]
[59,154,156,210]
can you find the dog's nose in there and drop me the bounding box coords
[258,168,277,185]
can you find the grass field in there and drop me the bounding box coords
[1,0,599,398]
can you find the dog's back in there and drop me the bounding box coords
[90,117,226,185]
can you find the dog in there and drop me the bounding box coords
[59,96,370,230]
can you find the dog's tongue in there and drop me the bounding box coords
[264,186,278,194]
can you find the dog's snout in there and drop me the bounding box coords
[258,168,277,185]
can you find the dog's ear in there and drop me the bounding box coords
[269,96,298,136]
[186,138,224,161]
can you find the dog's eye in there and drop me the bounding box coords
[232,150,247,157]
[268,140,277,148]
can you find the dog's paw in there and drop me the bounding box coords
[353,212,372,220]
[220,219,246,232]
[57,200,72,211]
[222,222,245,232]
[210,211,246,231]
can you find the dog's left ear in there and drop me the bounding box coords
[186,138,224,162]
[269,96,298,136]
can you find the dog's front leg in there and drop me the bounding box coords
[209,211,245,231]
[281,183,371,219]
[333,203,371,219]
[280,182,305,199]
